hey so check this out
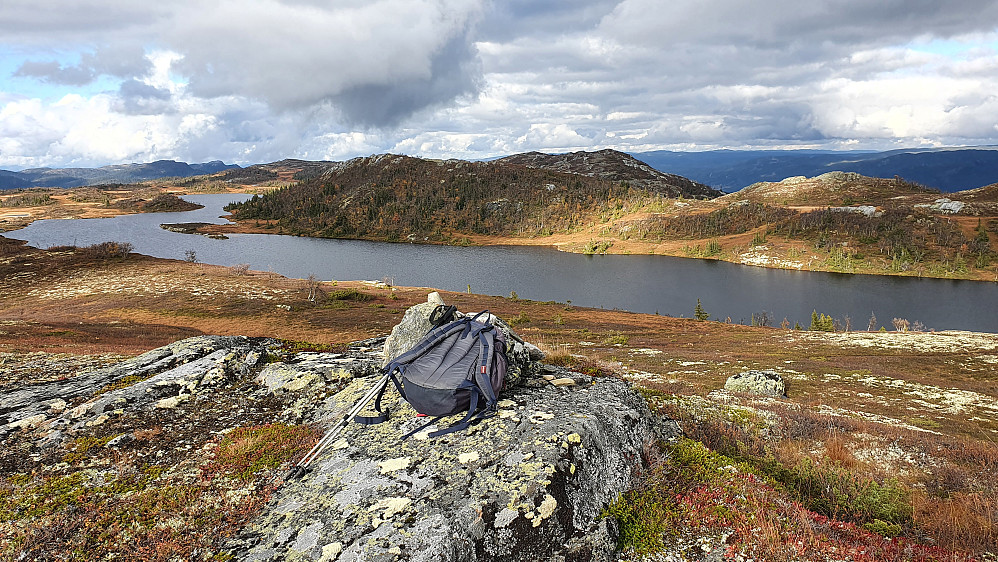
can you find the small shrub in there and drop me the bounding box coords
[704,239,722,256]
[508,311,531,326]
[582,239,613,255]
[327,289,375,301]
[82,241,134,260]
[809,310,835,332]
[603,332,629,345]
[278,340,338,353]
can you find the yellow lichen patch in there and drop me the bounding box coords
[532,494,558,527]
[529,411,555,424]
[284,373,321,392]
[378,457,411,474]
[458,452,480,464]
[154,394,189,409]
[319,542,343,562]
[369,497,411,519]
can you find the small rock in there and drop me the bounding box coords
[550,377,576,387]
[47,399,67,414]
[724,370,786,397]
[105,433,135,448]
[381,293,445,365]
[7,414,46,430]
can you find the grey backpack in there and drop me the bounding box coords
[356,311,508,438]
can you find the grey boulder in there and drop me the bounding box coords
[724,370,787,397]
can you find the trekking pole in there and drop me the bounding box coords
[285,371,391,481]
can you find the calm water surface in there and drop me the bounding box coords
[7,194,998,332]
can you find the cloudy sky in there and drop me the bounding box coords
[2,0,998,169]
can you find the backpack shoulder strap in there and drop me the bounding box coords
[472,326,499,407]
[387,317,470,369]
[353,372,405,425]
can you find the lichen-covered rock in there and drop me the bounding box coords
[0,335,274,434]
[381,292,445,365]
[381,294,542,388]
[226,367,678,561]
[724,370,786,397]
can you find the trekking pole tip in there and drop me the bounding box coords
[286,466,306,481]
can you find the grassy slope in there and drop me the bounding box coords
[1,239,996,559]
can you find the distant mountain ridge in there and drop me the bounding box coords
[632,147,998,193]
[0,160,239,189]
[7,146,998,194]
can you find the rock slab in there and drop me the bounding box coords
[227,368,677,561]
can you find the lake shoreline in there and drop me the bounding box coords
[5,183,995,283]
[208,214,998,284]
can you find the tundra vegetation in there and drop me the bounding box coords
[1,238,996,559]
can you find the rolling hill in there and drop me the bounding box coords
[225,151,718,242]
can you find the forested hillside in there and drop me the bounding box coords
[226,153,702,242]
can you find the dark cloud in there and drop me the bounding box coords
[114,79,173,115]
[12,45,151,86]
[169,0,485,127]
[477,0,620,41]
[14,60,94,85]
[0,1,165,42]
[4,0,998,167]
[331,34,482,127]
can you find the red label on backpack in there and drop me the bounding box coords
[481,365,487,374]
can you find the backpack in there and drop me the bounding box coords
[356,311,508,439]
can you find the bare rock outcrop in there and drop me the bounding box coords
[1,336,272,434]
[227,363,676,561]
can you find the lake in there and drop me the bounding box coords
[7,193,998,332]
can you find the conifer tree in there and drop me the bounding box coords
[694,299,709,321]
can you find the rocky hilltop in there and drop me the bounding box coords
[0,296,677,561]
[225,151,716,242]
[497,149,721,199]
